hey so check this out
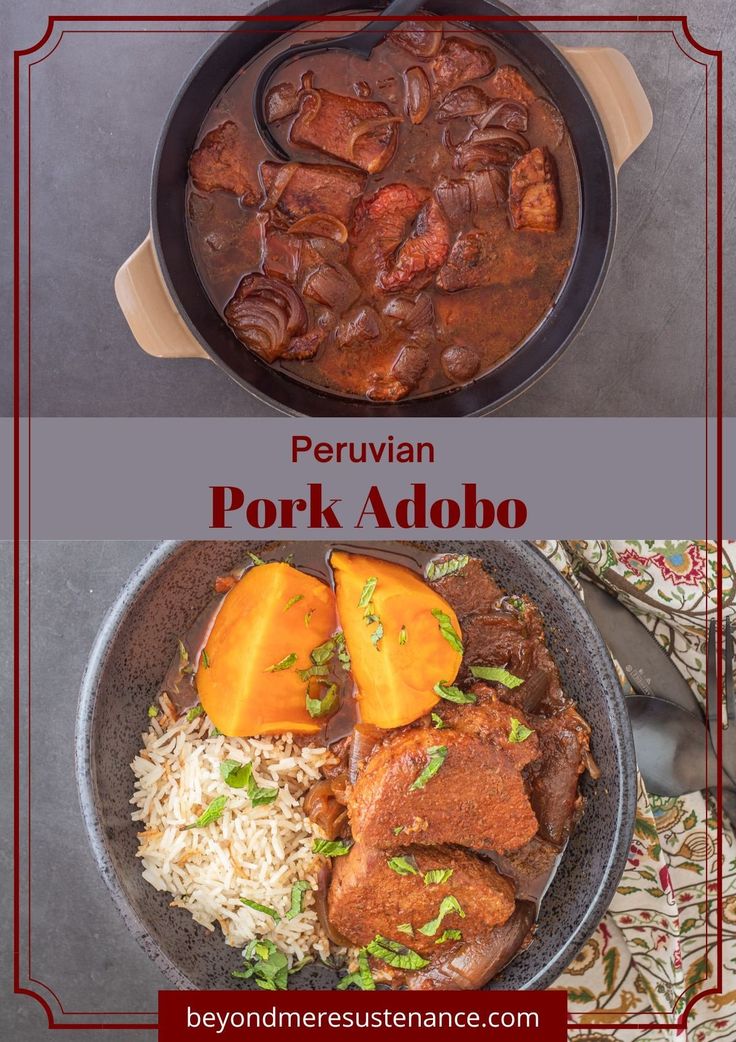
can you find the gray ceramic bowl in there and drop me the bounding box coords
[76,540,636,991]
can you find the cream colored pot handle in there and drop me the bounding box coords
[114,231,209,359]
[560,46,653,172]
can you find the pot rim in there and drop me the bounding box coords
[76,539,636,991]
[149,1,617,417]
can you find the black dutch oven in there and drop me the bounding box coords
[115,2,652,416]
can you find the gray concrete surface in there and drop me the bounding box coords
[0,542,165,1042]
[0,0,734,417]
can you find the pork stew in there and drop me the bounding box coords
[186,18,580,403]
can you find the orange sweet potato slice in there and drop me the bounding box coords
[330,551,463,729]
[197,562,337,736]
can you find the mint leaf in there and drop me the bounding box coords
[240,897,281,922]
[432,610,463,653]
[508,717,534,743]
[434,681,476,704]
[310,639,336,666]
[358,577,378,608]
[220,759,278,805]
[418,895,465,937]
[285,881,310,920]
[183,795,228,830]
[409,745,448,792]
[423,868,453,886]
[220,759,251,788]
[305,681,338,719]
[387,856,418,877]
[265,652,297,673]
[312,838,352,857]
[436,929,462,944]
[426,555,469,581]
[469,665,524,688]
[366,935,429,971]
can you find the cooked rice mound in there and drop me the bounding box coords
[130,707,337,965]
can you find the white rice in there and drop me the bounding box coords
[129,705,338,966]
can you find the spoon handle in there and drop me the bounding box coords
[350,0,429,58]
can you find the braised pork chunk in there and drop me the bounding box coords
[348,727,539,854]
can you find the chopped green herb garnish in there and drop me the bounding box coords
[358,577,378,608]
[433,681,476,705]
[335,631,351,671]
[240,897,281,922]
[418,895,465,937]
[469,665,524,688]
[387,856,419,877]
[508,717,535,743]
[245,939,273,962]
[284,594,304,612]
[397,923,414,936]
[431,712,446,729]
[186,704,204,722]
[366,935,429,971]
[237,939,288,991]
[399,625,408,645]
[337,949,375,990]
[392,825,405,836]
[285,881,310,920]
[312,838,352,857]
[296,663,329,683]
[370,621,384,648]
[436,929,462,944]
[265,652,298,673]
[220,759,278,805]
[306,681,339,719]
[183,795,228,830]
[432,610,464,653]
[409,745,448,792]
[210,725,222,737]
[246,552,266,566]
[305,610,314,627]
[426,555,469,581]
[311,639,336,666]
[219,758,250,788]
[508,597,525,612]
[356,949,375,990]
[423,868,454,886]
[200,648,210,669]
[147,705,158,718]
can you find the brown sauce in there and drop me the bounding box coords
[186,17,580,402]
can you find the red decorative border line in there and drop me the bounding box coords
[11,11,724,1034]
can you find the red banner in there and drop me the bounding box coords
[158,988,567,1042]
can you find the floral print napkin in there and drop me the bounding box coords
[535,541,735,1041]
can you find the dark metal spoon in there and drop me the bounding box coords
[580,576,736,824]
[252,0,426,159]
[626,695,736,826]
